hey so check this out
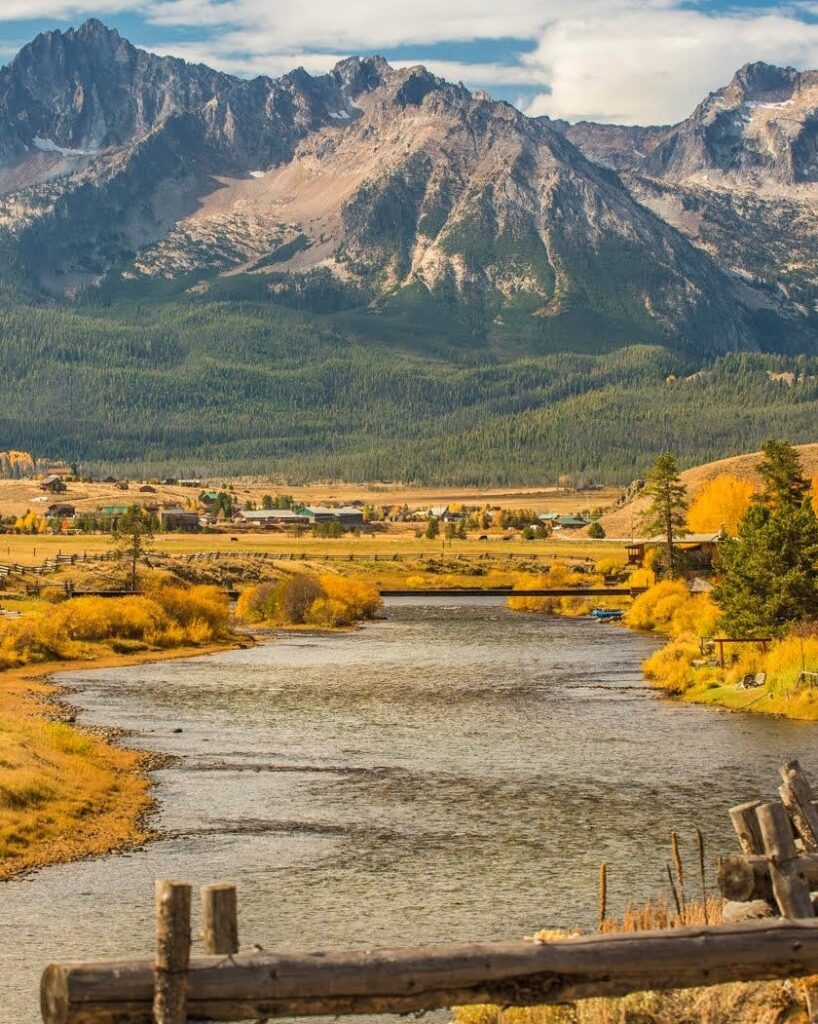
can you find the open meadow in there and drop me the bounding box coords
[0,529,628,569]
[0,477,618,520]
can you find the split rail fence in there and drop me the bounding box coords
[40,759,818,1024]
[0,550,116,582]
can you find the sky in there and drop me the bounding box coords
[3,1,818,125]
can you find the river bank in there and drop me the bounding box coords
[5,601,817,1024]
[0,637,250,881]
[623,581,818,722]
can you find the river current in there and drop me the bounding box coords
[4,598,818,1022]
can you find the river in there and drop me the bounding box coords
[4,598,818,1022]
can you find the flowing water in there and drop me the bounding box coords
[4,598,818,1022]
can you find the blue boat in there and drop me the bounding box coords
[590,608,624,621]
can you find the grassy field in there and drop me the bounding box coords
[0,477,618,520]
[0,530,628,568]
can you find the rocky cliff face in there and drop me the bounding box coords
[0,27,810,353]
[556,63,818,320]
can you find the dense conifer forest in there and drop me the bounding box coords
[1,288,818,485]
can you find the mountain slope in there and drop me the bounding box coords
[0,23,794,354]
[559,63,818,318]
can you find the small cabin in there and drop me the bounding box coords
[39,475,67,493]
[160,508,201,532]
[46,502,75,518]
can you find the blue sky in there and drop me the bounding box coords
[3,1,818,124]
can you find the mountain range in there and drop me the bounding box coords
[1,21,818,481]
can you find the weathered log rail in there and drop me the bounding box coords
[40,919,818,1024]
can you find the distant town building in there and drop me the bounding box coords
[238,509,310,528]
[46,502,75,518]
[301,506,364,528]
[159,508,201,532]
[39,475,67,493]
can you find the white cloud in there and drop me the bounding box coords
[523,4,818,124]
[5,0,818,124]
[0,0,140,17]
[144,0,551,47]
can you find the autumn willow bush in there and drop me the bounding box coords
[508,563,605,618]
[0,585,230,669]
[237,575,381,628]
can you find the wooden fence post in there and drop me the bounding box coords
[729,801,764,855]
[756,802,818,1022]
[780,760,818,853]
[154,880,192,1024]
[756,802,814,919]
[202,883,239,956]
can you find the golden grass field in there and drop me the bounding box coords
[0,477,618,519]
[0,527,628,568]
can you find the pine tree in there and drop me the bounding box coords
[112,505,156,593]
[715,441,818,636]
[640,452,688,578]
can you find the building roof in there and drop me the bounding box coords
[641,532,724,545]
[240,509,308,521]
[540,514,590,527]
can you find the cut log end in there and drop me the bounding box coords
[718,856,756,903]
[40,964,69,1024]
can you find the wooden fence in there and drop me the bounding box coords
[41,760,818,1023]
[0,551,116,581]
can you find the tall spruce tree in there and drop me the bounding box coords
[112,504,156,593]
[641,452,688,578]
[714,440,818,637]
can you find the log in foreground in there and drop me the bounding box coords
[41,919,818,1024]
[718,853,818,903]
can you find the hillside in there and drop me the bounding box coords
[0,27,818,482]
[1,299,818,484]
[599,442,818,536]
[559,63,818,319]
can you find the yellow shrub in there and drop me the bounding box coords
[236,582,280,624]
[625,581,689,632]
[595,557,626,578]
[306,598,353,627]
[148,585,229,638]
[627,566,656,589]
[236,576,380,628]
[0,585,229,670]
[642,635,701,693]
[508,564,599,616]
[319,576,381,620]
[669,594,721,637]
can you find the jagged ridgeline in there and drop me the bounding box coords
[0,22,817,481]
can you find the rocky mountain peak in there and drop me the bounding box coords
[330,55,392,98]
[723,61,799,105]
[69,17,124,46]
